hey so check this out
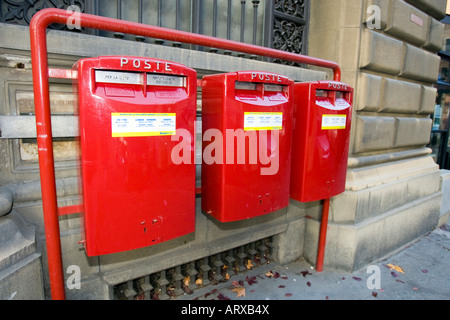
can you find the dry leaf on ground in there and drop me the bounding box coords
[183,276,190,287]
[266,271,274,278]
[195,277,203,286]
[232,286,246,298]
[387,264,405,273]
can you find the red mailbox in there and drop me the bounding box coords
[74,56,197,256]
[290,81,353,203]
[201,71,294,222]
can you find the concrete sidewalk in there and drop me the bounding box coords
[185,222,450,300]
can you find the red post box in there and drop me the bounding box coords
[74,56,197,256]
[290,81,353,202]
[201,71,294,222]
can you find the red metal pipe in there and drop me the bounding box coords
[30,8,341,299]
[30,12,66,301]
[316,198,331,272]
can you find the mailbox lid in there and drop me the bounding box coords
[201,71,294,222]
[290,81,354,203]
[75,56,197,256]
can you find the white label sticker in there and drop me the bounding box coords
[244,112,283,131]
[321,115,347,130]
[111,113,176,137]
[95,70,142,85]
[147,75,186,87]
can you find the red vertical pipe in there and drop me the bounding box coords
[30,13,66,300]
[316,198,330,272]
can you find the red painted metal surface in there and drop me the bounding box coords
[316,198,331,272]
[201,71,294,222]
[57,204,83,216]
[29,8,342,299]
[290,81,353,203]
[48,68,77,79]
[75,56,196,256]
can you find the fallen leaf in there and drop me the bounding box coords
[387,264,405,274]
[412,287,418,290]
[391,271,399,278]
[246,276,258,285]
[372,292,378,298]
[285,293,293,297]
[224,273,230,280]
[300,271,312,277]
[134,293,145,300]
[183,276,190,287]
[395,279,405,283]
[232,286,246,298]
[306,281,311,287]
[421,269,428,273]
[273,272,280,279]
[195,277,203,286]
[204,289,218,298]
[278,285,286,288]
[352,277,362,281]
[281,275,288,280]
[218,293,231,300]
[182,281,193,295]
[266,271,274,278]
[167,287,176,299]
[246,260,254,270]
[151,290,160,300]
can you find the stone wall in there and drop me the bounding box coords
[306,0,446,271]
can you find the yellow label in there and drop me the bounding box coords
[111,113,176,137]
[244,112,283,131]
[321,115,346,130]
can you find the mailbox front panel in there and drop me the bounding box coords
[75,56,196,256]
[201,71,294,222]
[290,81,353,202]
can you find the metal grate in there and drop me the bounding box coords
[113,236,274,300]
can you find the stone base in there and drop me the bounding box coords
[0,211,44,300]
[303,156,442,272]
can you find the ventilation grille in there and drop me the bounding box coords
[113,237,274,300]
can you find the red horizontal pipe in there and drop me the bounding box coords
[48,68,78,80]
[58,204,84,216]
[30,8,341,300]
[33,9,341,81]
